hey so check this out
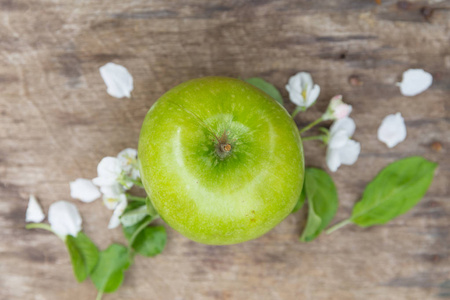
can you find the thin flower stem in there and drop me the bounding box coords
[302,135,326,142]
[325,219,352,234]
[128,218,154,251]
[299,117,324,134]
[123,175,144,188]
[126,194,147,202]
[25,223,54,233]
[291,106,304,119]
[96,291,103,300]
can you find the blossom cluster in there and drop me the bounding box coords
[285,68,431,171]
[26,148,141,235]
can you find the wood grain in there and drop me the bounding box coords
[0,0,449,299]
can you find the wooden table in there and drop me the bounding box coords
[1,1,449,299]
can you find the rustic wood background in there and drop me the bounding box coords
[1,0,449,299]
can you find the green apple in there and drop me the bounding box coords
[138,77,304,245]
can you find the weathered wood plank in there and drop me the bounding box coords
[0,0,449,299]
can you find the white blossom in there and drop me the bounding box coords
[70,178,101,203]
[102,191,127,210]
[322,95,353,121]
[285,72,320,109]
[99,63,134,98]
[26,195,45,223]
[398,69,432,96]
[117,148,140,181]
[108,198,128,229]
[100,182,124,198]
[326,118,361,172]
[377,113,407,148]
[48,201,82,237]
[92,157,123,187]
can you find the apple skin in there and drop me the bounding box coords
[138,77,304,245]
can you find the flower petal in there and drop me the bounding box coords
[338,140,361,165]
[287,73,302,93]
[288,91,304,106]
[103,195,119,210]
[399,69,432,97]
[48,201,82,237]
[328,129,350,149]
[377,113,407,148]
[330,117,356,137]
[334,104,352,120]
[286,72,307,106]
[26,195,45,223]
[299,72,313,90]
[99,63,134,98]
[70,179,101,203]
[100,183,124,198]
[117,148,139,180]
[306,84,320,108]
[108,198,128,229]
[93,157,122,187]
[326,148,341,172]
[117,148,137,163]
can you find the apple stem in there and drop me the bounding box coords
[215,129,233,159]
[220,143,232,152]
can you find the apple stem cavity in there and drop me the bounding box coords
[221,143,232,152]
[214,130,234,159]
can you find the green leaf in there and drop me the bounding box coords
[245,77,284,105]
[131,226,167,257]
[300,201,322,242]
[123,216,166,257]
[300,168,338,242]
[291,182,306,213]
[351,156,437,227]
[120,205,148,227]
[123,216,152,240]
[65,232,99,282]
[90,244,131,294]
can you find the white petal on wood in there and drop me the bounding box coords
[70,178,101,203]
[48,201,82,237]
[99,62,134,98]
[398,69,432,96]
[26,195,45,223]
[377,113,407,148]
